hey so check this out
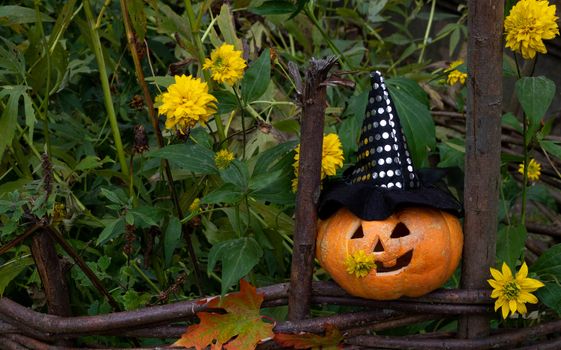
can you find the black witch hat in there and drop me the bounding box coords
[318,71,463,221]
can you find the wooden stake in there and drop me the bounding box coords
[459,0,504,338]
[288,57,337,320]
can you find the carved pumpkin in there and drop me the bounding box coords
[316,206,463,300]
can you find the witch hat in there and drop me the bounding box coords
[318,71,463,221]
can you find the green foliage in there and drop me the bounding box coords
[208,237,263,295]
[3,0,560,344]
[531,244,561,315]
[241,49,271,103]
[496,224,527,270]
[387,78,435,167]
[515,76,556,144]
[0,254,33,296]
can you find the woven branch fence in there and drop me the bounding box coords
[2,1,561,349]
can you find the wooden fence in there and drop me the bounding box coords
[1,1,561,349]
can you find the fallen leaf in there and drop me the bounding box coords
[173,279,274,350]
[274,324,344,350]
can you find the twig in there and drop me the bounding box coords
[288,56,338,320]
[346,319,561,349]
[0,223,42,256]
[46,226,121,312]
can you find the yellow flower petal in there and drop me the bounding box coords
[293,133,344,192]
[490,267,504,281]
[517,301,528,315]
[214,149,235,169]
[345,250,376,278]
[504,0,560,59]
[516,262,529,279]
[509,299,518,313]
[488,260,544,319]
[519,277,545,290]
[501,262,514,280]
[158,75,217,133]
[519,291,539,304]
[203,43,247,85]
[490,288,502,298]
[502,303,510,319]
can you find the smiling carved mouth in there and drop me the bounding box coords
[376,250,414,273]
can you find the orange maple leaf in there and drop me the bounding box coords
[173,279,274,350]
[274,324,344,350]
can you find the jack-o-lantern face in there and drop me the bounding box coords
[316,207,463,300]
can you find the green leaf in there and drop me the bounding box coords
[97,217,125,245]
[386,79,435,167]
[437,140,465,169]
[388,77,429,106]
[535,282,561,315]
[241,49,271,103]
[496,224,526,270]
[0,255,33,296]
[515,76,556,142]
[0,37,26,78]
[130,206,162,228]
[23,93,35,141]
[202,183,244,205]
[207,237,263,295]
[75,156,113,171]
[339,91,369,158]
[128,0,147,41]
[540,140,561,162]
[253,140,297,176]
[0,6,53,25]
[28,41,68,96]
[0,85,26,160]
[213,90,238,115]
[46,0,77,49]
[531,243,561,278]
[164,217,182,267]
[367,0,388,22]
[148,144,218,175]
[502,112,522,134]
[249,170,283,192]
[125,211,135,225]
[145,75,175,88]
[216,4,242,50]
[449,27,461,57]
[100,188,127,205]
[220,160,249,190]
[250,182,295,205]
[121,289,151,311]
[249,1,296,15]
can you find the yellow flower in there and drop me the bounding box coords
[345,250,376,278]
[292,133,344,192]
[446,60,467,85]
[505,0,559,60]
[518,158,542,181]
[158,75,217,133]
[189,198,201,212]
[488,262,544,319]
[203,44,247,85]
[215,149,235,169]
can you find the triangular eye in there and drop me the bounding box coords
[373,240,384,252]
[390,222,410,238]
[351,226,364,239]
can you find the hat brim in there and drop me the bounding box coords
[318,169,463,221]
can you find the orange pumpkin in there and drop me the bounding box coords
[316,206,463,300]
